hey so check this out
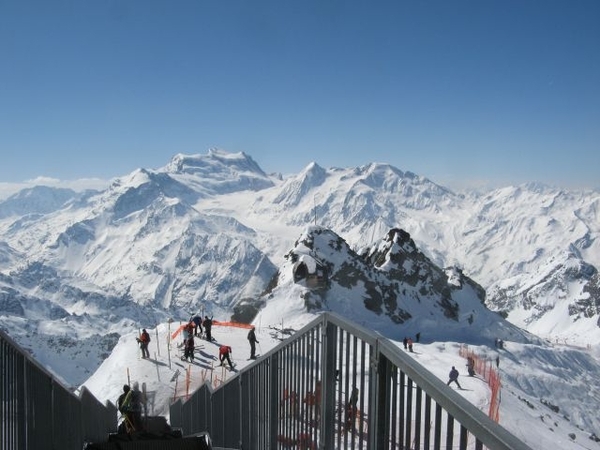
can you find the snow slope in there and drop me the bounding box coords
[81,315,600,450]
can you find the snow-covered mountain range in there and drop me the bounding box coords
[0,149,599,444]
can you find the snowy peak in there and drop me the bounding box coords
[109,170,200,220]
[361,227,487,321]
[262,226,527,345]
[488,250,599,342]
[0,149,598,393]
[0,185,90,219]
[162,150,274,194]
[363,228,486,300]
[349,162,456,209]
[353,162,425,190]
[273,162,327,207]
[265,161,462,247]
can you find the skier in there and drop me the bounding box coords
[219,345,233,369]
[467,357,475,376]
[407,337,414,352]
[447,366,462,389]
[247,326,259,359]
[403,337,408,350]
[203,316,213,341]
[184,322,195,342]
[183,335,195,362]
[181,322,190,344]
[191,314,203,337]
[137,329,151,359]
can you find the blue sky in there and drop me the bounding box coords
[1,0,598,189]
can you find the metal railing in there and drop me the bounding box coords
[1,328,117,450]
[170,312,532,450]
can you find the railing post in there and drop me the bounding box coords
[269,353,279,450]
[370,338,391,450]
[18,350,26,450]
[238,374,244,449]
[319,316,337,450]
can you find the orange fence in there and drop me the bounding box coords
[459,345,501,422]
[213,320,253,329]
[169,319,252,401]
[171,360,240,402]
[171,320,253,340]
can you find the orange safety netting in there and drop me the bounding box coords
[212,320,253,329]
[459,345,501,422]
[170,320,253,340]
[170,323,192,340]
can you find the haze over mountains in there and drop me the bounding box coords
[0,149,598,386]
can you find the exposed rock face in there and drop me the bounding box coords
[280,226,488,327]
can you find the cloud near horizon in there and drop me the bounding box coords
[0,177,112,200]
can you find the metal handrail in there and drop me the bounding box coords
[1,328,117,450]
[171,312,533,450]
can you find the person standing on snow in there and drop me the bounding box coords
[219,345,233,368]
[203,316,213,341]
[467,357,476,376]
[191,314,203,337]
[247,326,259,359]
[137,329,151,359]
[183,334,195,362]
[447,366,462,389]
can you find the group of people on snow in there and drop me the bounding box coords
[177,315,214,362]
[121,319,262,433]
[135,316,260,367]
[184,315,213,342]
[402,337,414,352]
[398,331,483,391]
[126,320,500,439]
[216,325,259,368]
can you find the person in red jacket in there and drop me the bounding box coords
[219,345,233,368]
[137,329,151,359]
